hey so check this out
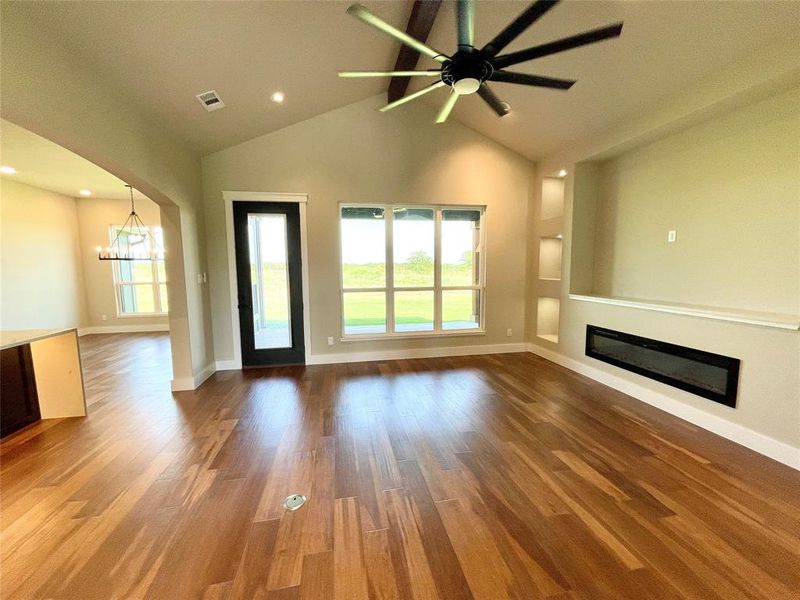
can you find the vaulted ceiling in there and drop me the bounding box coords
[3,1,799,159]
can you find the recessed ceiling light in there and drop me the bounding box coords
[79,189,92,196]
[558,169,567,178]
[271,91,285,104]
[0,166,16,174]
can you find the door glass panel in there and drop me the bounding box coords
[393,208,434,287]
[442,289,481,330]
[248,213,292,349]
[394,290,434,332]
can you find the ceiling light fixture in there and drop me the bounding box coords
[0,166,17,174]
[271,91,285,103]
[79,189,92,196]
[558,169,567,177]
[339,1,623,124]
[97,184,160,261]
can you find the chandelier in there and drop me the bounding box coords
[96,184,159,261]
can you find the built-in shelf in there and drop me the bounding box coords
[538,236,563,281]
[537,297,561,343]
[569,294,800,331]
[541,177,565,221]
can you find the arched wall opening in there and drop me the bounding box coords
[0,115,199,389]
[1,6,214,389]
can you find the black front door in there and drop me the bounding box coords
[233,201,305,366]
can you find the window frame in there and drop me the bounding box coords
[338,203,487,340]
[110,225,169,317]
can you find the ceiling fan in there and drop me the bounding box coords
[339,0,623,123]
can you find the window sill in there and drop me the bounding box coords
[341,329,485,343]
[116,313,169,319]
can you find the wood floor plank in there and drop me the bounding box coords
[363,528,401,600]
[2,334,799,599]
[334,496,369,600]
[229,519,281,600]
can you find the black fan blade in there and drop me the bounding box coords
[339,70,442,78]
[435,91,460,123]
[482,0,559,58]
[477,84,510,117]
[380,81,446,112]
[346,4,448,63]
[492,22,623,69]
[456,0,475,47]
[491,70,575,89]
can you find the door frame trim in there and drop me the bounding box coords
[223,191,311,370]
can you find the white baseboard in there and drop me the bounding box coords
[212,343,526,370]
[171,362,216,392]
[306,342,527,365]
[215,359,242,371]
[78,324,169,336]
[526,343,800,471]
[170,377,194,392]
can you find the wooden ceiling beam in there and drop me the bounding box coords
[387,0,443,102]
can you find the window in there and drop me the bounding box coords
[111,225,168,315]
[340,205,484,337]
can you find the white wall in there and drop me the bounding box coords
[2,9,213,385]
[0,179,87,330]
[203,96,534,363]
[76,196,168,329]
[591,88,799,314]
[527,83,800,464]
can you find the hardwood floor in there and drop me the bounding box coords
[2,335,799,599]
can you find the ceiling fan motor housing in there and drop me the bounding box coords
[441,50,493,95]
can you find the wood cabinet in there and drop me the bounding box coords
[1,344,41,437]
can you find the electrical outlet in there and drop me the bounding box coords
[506,328,513,337]
[667,230,677,243]
[327,336,334,346]
[101,314,107,321]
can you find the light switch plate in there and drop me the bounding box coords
[667,230,677,243]
[327,336,334,346]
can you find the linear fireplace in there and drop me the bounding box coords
[585,325,740,407]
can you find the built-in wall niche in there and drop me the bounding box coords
[541,177,565,221]
[538,236,563,281]
[536,297,560,343]
[567,93,800,331]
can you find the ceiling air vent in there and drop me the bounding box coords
[196,90,225,112]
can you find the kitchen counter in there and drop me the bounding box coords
[0,328,87,437]
[1,327,80,350]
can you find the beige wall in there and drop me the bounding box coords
[1,8,213,383]
[527,83,800,452]
[76,196,168,329]
[590,88,799,314]
[0,179,87,330]
[203,96,534,362]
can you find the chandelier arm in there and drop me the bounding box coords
[108,221,129,252]
[97,185,156,260]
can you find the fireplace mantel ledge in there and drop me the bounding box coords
[568,294,800,331]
